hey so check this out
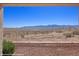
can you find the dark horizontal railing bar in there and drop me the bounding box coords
[14,43,79,47]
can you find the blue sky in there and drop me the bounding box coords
[4,6,78,28]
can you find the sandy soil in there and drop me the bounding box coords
[12,31,79,43]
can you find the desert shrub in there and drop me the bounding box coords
[56,30,63,33]
[3,40,15,56]
[72,30,79,35]
[55,29,64,33]
[63,32,74,38]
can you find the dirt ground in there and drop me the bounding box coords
[14,43,79,56]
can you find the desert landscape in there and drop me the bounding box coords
[3,26,79,55]
[3,27,79,43]
[3,6,79,56]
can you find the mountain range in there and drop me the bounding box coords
[4,25,79,30]
[18,25,79,30]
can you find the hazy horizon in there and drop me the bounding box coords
[4,6,79,28]
[4,24,79,28]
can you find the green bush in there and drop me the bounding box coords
[3,40,15,56]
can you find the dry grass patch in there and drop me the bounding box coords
[63,31,74,38]
[72,30,79,35]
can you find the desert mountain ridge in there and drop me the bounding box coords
[4,25,79,30]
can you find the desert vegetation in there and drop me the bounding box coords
[3,40,15,56]
[63,32,74,38]
[72,30,79,35]
[3,28,79,43]
[63,29,79,38]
